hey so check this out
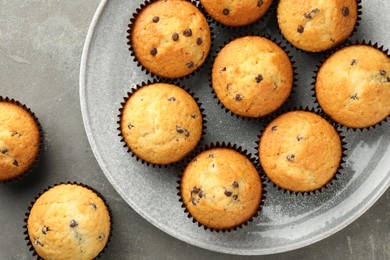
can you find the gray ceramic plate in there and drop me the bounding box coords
[80,0,390,255]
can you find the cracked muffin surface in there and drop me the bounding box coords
[130,0,211,78]
[120,83,203,165]
[0,101,40,181]
[212,36,293,117]
[27,184,111,260]
[277,0,358,52]
[259,111,342,192]
[180,148,262,230]
[316,45,390,128]
[200,0,273,27]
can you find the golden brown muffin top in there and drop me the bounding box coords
[277,0,358,52]
[181,148,262,230]
[27,184,111,260]
[316,45,390,128]
[212,36,293,117]
[131,0,211,78]
[259,111,342,192]
[200,0,273,27]
[120,83,203,165]
[0,101,40,181]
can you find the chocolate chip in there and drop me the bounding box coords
[13,160,18,166]
[304,8,319,19]
[191,197,197,206]
[351,59,358,66]
[183,28,192,37]
[152,16,159,23]
[186,61,194,69]
[297,25,304,33]
[220,67,226,72]
[287,154,295,162]
[172,33,179,41]
[191,187,200,194]
[223,8,230,15]
[1,148,8,154]
[99,233,105,240]
[11,131,19,137]
[184,129,190,137]
[211,163,215,168]
[304,13,312,19]
[234,94,242,101]
[191,114,196,119]
[257,0,264,7]
[209,154,215,158]
[150,48,157,56]
[233,195,238,200]
[69,220,78,228]
[89,203,97,210]
[342,7,349,17]
[224,190,232,197]
[232,181,239,188]
[176,126,184,134]
[351,93,359,100]
[196,37,203,45]
[199,191,205,198]
[271,126,278,132]
[168,97,176,102]
[255,74,263,83]
[42,226,49,235]
[128,123,134,129]
[297,136,303,141]
[387,77,390,82]
[380,70,387,76]
[34,238,44,247]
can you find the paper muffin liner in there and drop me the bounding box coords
[0,97,44,184]
[209,33,298,121]
[312,40,390,131]
[117,79,207,168]
[199,0,277,29]
[177,141,267,232]
[127,0,214,80]
[276,0,363,54]
[23,182,113,260]
[254,106,348,196]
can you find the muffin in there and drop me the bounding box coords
[180,147,262,230]
[129,0,211,78]
[277,0,358,52]
[316,44,390,129]
[200,0,273,27]
[212,36,293,118]
[120,83,203,165]
[0,99,41,181]
[26,184,111,260]
[259,111,342,192]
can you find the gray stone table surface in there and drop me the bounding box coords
[0,1,389,259]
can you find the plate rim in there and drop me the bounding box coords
[79,0,390,255]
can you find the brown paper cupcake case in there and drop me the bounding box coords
[0,97,44,184]
[254,106,348,196]
[198,0,277,29]
[177,141,267,232]
[23,182,113,260]
[311,40,390,132]
[276,0,363,54]
[117,79,207,168]
[126,0,215,80]
[209,33,298,121]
